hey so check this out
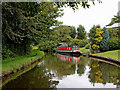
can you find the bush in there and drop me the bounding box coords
[109,37,120,50]
[91,49,94,54]
[69,39,81,46]
[78,40,88,48]
[28,50,38,57]
[85,44,89,49]
[2,46,18,60]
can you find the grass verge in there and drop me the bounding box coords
[2,50,44,73]
[95,50,119,60]
[79,47,90,54]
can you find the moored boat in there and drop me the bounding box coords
[56,46,81,54]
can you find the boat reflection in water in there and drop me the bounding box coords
[57,54,80,63]
[56,53,80,74]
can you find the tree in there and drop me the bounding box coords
[53,25,72,42]
[89,25,103,53]
[107,28,118,38]
[107,14,120,26]
[55,0,102,10]
[2,2,63,58]
[77,25,86,40]
[92,27,103,52]
[100,27,109,51]
[107,14,120,38]
[89,25,96,44]
[69,26,76,39]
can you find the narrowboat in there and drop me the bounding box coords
[56,46,81,55]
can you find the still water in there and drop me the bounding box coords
[3,54,120,88]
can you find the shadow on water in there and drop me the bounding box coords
[2,53,120,88]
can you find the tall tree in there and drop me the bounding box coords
[69,26,76,39]
[100,27,109,51]
[89,25,96,44]
[77,25,86,40]
[2,2,63,57]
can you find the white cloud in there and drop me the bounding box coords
[57,0,120,32]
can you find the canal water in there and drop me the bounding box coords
[2,54,120,88]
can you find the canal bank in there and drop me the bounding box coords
[89,54,120,64]
[79,48,120,64]
[1,50,45,87]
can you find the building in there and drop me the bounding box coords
[106,23,120,38]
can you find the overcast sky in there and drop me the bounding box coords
[57,0,120,32]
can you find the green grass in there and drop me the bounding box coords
[2,50,44,72]
[79,47,90,54]
[95,50,119,60]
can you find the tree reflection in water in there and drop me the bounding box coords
[88,59,120,88]
[3,62,59,88]
[44,54,77,79]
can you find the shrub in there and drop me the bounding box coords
[2,46,17,60]
[91,49,94,54]
[78,40,88,48]
[69,39,81,46]
[28,50,39,57]
[109,37,120,50]
[85,44,89,49]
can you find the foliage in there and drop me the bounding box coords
[78,39,88,48]
[2,2,63,57]
[77,25,86,40]
[89,26,103,53]
[94,28,103,43]
[107,14,120,26]
[55,0,102,10]
[85,44,90,49]
[92,44,99,50]
[53,25,72,42]
[69,39,88,48]
[2,45,18,59]
[38,25,75,52]
[89,25,96,44]
[69,39,81,46]
[100,27,109,51]
[109,37,120,50]
[107,28,118,38]
[2,1,102,59]
[69,26,76,39]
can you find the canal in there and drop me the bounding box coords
[2,54,120,88]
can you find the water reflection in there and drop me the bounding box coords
[88,59,120,88]
[3,62,59,88]
[56,54,80,74]
[2,54,120,88]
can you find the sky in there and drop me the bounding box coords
[56,0,120,32]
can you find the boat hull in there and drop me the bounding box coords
[56,46,81,55]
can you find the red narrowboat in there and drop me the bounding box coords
[56,46,81,54]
